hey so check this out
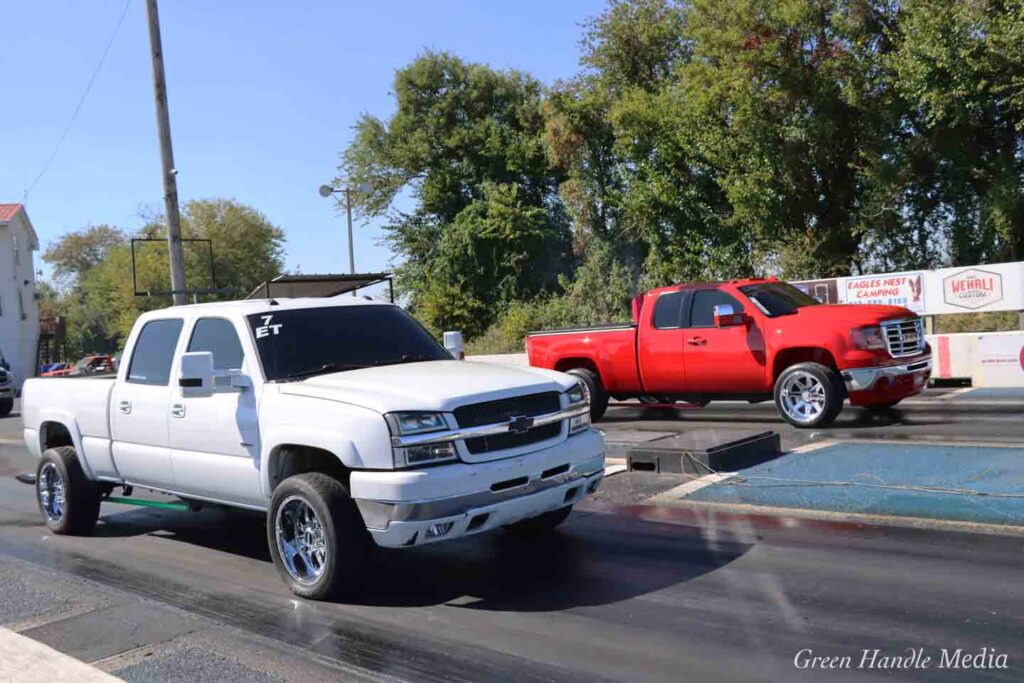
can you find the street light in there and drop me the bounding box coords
[319,182,371,279]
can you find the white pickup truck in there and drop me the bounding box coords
[21,297,605,599]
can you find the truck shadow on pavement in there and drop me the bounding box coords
[92,505,752,611]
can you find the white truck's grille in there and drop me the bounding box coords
[881,318,925,358]
[0,370,9,386]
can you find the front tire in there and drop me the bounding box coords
[503,506,572,537]
[267,473,369,600]
[36,446,102,535]
[774,363,844,428]
[0,398,13,418]
[567,368,608,421]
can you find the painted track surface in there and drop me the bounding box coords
[3,403,1024,681]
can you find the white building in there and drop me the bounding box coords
[0,203,40,389]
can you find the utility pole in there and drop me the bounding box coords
[345,188,356,296]
[145,0,186,306]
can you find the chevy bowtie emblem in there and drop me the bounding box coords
[508,415,534,433]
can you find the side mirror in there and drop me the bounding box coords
[179,352,215,397]
[713,304,746,328]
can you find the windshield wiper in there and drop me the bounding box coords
[368,354,440,368]
[281,363,366,381]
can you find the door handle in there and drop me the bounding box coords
[687,337,707,346]
[118,400,132,414]
[170,403,186,419]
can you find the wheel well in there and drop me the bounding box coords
[554,357,599,376]
[268,445,349,493]
[40,421,74,451]
[772,348,839,382]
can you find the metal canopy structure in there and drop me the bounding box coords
[246,273,394,301]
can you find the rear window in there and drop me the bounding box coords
[127,319,184,386]
[652,291,685,329]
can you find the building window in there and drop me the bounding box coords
[17,289,25,321]
[12,233,19,266]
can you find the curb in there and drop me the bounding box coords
[0,627,119,682]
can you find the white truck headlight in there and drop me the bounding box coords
[385,412,458,468]
[565,382,591,435]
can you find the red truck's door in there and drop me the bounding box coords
[636,289,689,394]
[682,288,767,393]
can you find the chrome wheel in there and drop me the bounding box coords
[38,462,66,522]
[275,496,328,585]
[780,370,827,424]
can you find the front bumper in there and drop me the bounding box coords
[842,356,931,400]
[351,429,605,548]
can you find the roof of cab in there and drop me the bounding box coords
[644,277,777,297]
[137,296,393,321]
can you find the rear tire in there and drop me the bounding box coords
[567,368,608,421]
[773,363,844,428]
[0,398,12,417]
[503,506,572,537]
[267,472,369,600]
[36,446,102,535]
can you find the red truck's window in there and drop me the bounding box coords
[652,291,686,329]
[689,290,744,327]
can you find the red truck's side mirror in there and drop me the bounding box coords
[713,304,746,328]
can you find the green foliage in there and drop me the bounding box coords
[340,51,572,335]
[42,199,286,358]
[345,1,1024,346]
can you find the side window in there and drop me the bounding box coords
[127,319,184,386]
[688,289,744,328]
[187,318,244,370]
[652,291,686,329]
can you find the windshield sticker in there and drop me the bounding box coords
[255,315,283,338]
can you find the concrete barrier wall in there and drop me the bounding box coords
[471,332,1024,388]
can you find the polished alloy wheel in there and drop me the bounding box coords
[38,462,66,522]
[275,496,328,585]
[779,371,827,424]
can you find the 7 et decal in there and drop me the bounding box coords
[255,315,283,338]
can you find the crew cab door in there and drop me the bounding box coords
[682,288,767,393]
[110,318,183,488]
[636,289,689,394]
[168,317,262,507]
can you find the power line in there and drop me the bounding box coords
[22,0,134,204]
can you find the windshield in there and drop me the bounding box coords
[247,305,451,381]
[739,282,821,317]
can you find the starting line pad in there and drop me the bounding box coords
[680,442,1024,527]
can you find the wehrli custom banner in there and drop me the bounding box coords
[844,272,926,313]
[925,262,1024,315]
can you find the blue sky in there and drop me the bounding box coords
[2,0,603,284]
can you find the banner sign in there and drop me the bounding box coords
[844,272,925,313]
[978,334,1024,388]
[794,260,1024,317]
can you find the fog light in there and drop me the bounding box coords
[426,521,455,538]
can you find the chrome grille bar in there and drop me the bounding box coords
[880,318,925,358]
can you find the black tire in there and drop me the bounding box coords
[503,506,573,537]
[773,362,844,428]
[0,398,12,418]
[267,472,369,600]
[567,368,608,421]
[35,446,102,535]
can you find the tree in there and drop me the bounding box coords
[340,51,572,335]
[43,224,125,286]
[43,198,286,356]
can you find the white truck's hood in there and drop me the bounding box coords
[276,360,576,413]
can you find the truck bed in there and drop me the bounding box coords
[21,377,117,472]
[525,325,642,394]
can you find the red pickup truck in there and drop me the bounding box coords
[526,279,932,428]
